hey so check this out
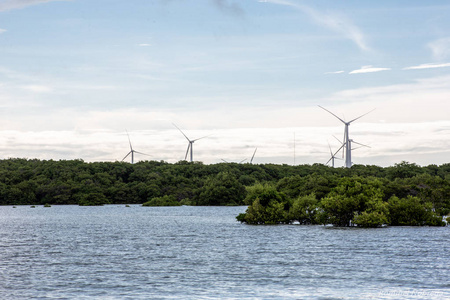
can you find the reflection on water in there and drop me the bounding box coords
[0,205,449,299]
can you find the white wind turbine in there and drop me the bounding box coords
[221,147,256,164]
[221,158,247,163]
[173,123,210,162]
[121,130,151,164]
[319,106,374,168]
[327,142,343,168]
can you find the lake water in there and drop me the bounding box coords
[0,205,449,299]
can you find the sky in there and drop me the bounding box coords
[0,0,449,167]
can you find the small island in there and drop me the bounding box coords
[0,158,448,227]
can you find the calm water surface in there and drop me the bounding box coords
[0,205,449,299]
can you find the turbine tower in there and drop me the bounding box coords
[173,123,210,162]
[319,106,374,168]
[121,130,151,164]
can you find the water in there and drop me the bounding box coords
[0,205,449,300]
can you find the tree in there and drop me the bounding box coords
[388,195,444,226]
[197,172,246,206]
[318,194,360,226]
[289,193,319,225]
[236,183,290,224]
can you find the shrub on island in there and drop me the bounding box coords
[236,183,291,224]
[237,177,446,227]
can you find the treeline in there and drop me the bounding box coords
[0,159,449,225]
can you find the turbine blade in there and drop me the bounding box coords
[221,159,228,163]
[122,151,131,162]
[348,108,376,124]
[185,143,191,160]
[333,143,345,158]
[318,105,346,124]
[192,134,212,142]
[239,158,247,163]
[332,135,342,144]
[328,142,333,156]
[125,129,133,151]
[250,148,257,163]
[352,146,364,151]
[134,151,152,157]
[351,141,371,148]
[326,157,332,165]
[173,123,191,142]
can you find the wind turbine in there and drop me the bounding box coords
[121,130,151,164]
[327,142,343,168]
[319,106,374,168]
[221,158,247,163]
[173,123,210,162]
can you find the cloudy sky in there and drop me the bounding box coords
[0,0,449,166]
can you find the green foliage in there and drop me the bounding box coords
[289,193,319,225]
[387,161,423,180]
[277,174,336,200]
[388,196,444,226]
[237,184,290,224]
[236,199,289,225]
[318,194,360,227]
[0,158,449,224]
[197,172,246,206]
[244,183,279,205]
[78,192,110,206]
[317,177,385,227]
[353,211,388,228]
[143,195,180,207]
[353,196,389,228]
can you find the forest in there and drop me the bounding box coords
[1,158,449,227]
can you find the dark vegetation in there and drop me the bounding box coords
[1,159,449,227]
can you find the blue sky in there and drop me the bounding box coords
[0,0,449,166]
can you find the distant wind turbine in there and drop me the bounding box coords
[319,105,374,168]
[173,123,210,162]
[121,130,151,164]
[327,142,343,168]
[221,158,247,164]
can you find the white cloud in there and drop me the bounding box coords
[428,37,450,60]
[1,74,450,166]
[349,65,391,74]
[0,0,68,12]
[259,0,369,51]
[403,62,450,70]
[325,70,345,74]
[0,29,6,34]
[21,84,53,93]
[1,121,449,167]
[324,75,450,123]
